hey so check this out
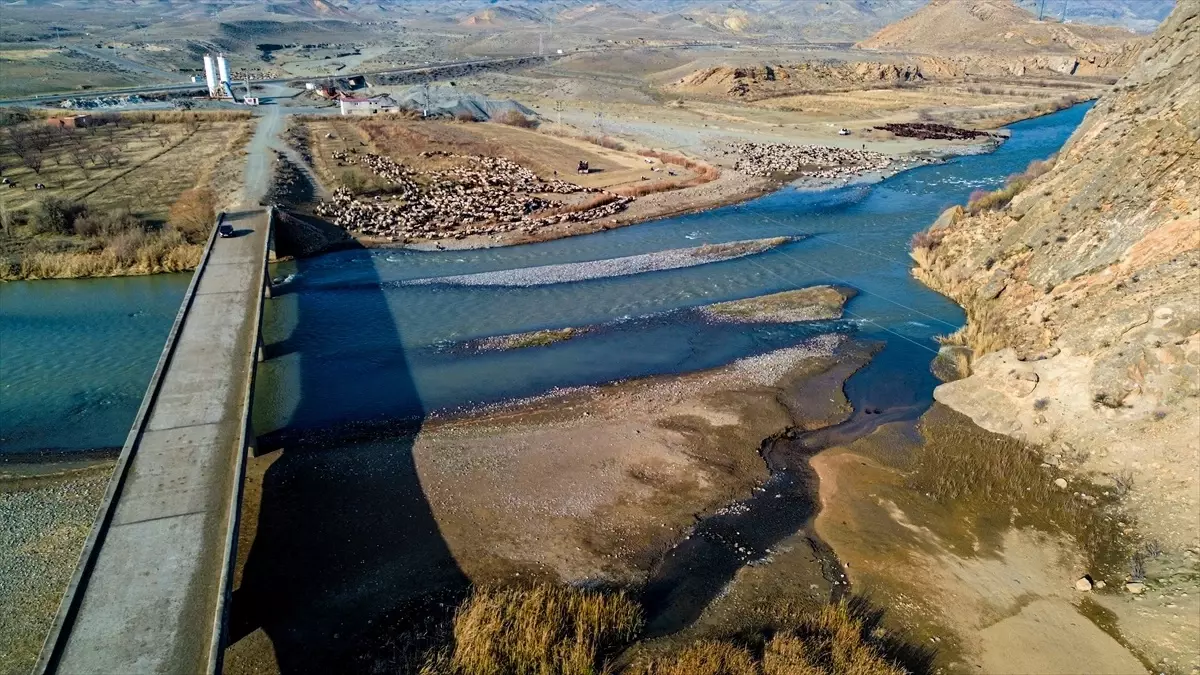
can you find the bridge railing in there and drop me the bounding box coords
[34,211,234,674]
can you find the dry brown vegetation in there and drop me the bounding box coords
[422,585,643,675]
[495,110,539,129]
[0,111,250,279]
[538,193,620,218]
[303,117,709,205]
[966,156,1056,214]
[401,585,913,675]
[610,151,721,198]
[633,604,907,675]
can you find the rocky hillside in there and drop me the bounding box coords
[669,61,925,99]
[857,0,1146,76]
[911,1,1199,550]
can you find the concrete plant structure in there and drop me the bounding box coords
[202,54,218,97]
[203,53,234,99]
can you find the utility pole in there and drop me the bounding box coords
[1061,0,1069,23]
[554,99,564,126]
[419,79,431,118]
[1038,0,1047,21]
[538,33,544,58]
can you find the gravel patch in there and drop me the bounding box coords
[700,286,855,324]
[405,236,792,287]
[0,465,111,675]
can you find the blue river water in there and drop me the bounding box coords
[0,103,1090,456]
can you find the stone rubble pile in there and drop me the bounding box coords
[725,142,911,179]
[315,151,633,241]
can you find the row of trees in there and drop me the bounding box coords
[7,188,215,244]
[1,114,200,180]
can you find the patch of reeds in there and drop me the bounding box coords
[613,180,678,198]
[611,153,720,198]
[421,584,644,675]
[630,601,909,675]
[9,228,202,280]
[638,150,721,185]
[353,584,931,675]
[965,154,1056,214]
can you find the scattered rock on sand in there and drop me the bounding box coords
[1126,582,1146,594]
[1076,576,1093,592]
[1054,477,1069,489]
[408,237,793,287]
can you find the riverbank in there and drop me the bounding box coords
[227,334,866,671]
[0,462,113,675]
[809,403,1197,673]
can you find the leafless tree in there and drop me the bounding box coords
[94,145,121,169]
[21,150,44,175]
[69,148,91,177]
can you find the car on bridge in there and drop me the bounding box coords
[218,221,235,238]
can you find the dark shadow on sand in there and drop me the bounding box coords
[229,217,468,673]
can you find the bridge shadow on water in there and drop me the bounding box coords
[229,221,468,673]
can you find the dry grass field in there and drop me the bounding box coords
[302,116,704,197]
[0,110,254,279]
[0,47,144,98]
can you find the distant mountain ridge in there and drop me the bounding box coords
[30,0,1176,37]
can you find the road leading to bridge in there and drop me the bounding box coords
[36,209,271,675]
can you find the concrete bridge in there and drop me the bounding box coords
[35,208,274,675]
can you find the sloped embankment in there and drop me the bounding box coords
[910,1,1199,552]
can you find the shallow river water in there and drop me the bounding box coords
[0,103,1088,457]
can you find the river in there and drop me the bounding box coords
[0,103,1089,458]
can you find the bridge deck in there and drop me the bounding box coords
[39,209,271,675]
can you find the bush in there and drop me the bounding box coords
[455,110,478,123]
[167,187,217,244]
[73,208,142,238]
[29,197,88,235]
[495,110,538,129]
[581,134,626,151]
[910,229,945,250]
[0,107,33,127]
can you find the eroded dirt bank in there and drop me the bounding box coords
[898,5,1199,669]
[809,404,1200,674]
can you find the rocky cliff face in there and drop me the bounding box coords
[911,1,1199,549]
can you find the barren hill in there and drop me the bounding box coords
[861,0,1140,54]
[911,0,1199,554]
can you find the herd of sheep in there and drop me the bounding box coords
[314,150,632,241]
